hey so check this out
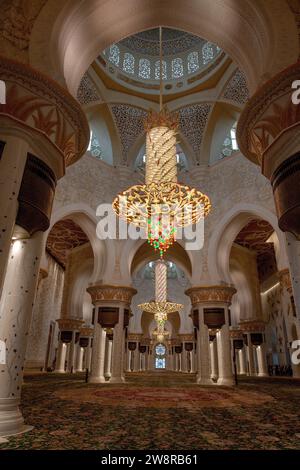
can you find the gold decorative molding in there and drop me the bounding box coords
[185,285,236,306]
[56,318,84,331]
[127,333,143,341]
[229,328,244,340]
[87,284,137,306]
[0,56,89,167]
[278,268,292,293]
[239,319,265,333]
[79,326,94,338]
[237,62,300,166]
[178,334,194,342]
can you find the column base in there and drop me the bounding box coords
[0,398,33,437]
[196,375,213,385]
[88,376,106,383]
[217,377,235,386]
[258,372,268,377]
[109,376,125,384]
[54,369,66,373]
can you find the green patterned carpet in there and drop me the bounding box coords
[0,372,300,450]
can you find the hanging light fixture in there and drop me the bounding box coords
[112,27,211,258]
[139,260,182,336]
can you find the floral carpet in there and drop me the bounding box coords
[0,372,300,450]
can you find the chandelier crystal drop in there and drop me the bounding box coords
[112,27,211,258]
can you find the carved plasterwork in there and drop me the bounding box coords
[185,285,236,306]
[77,73,100,105]
[221,68,249,105]
[178,103,211,159]
[56,318,84,331]
[237,62,300,166]
[87,285,137,305]
[0,56,89,167]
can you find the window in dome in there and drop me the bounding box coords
[221,123,238,158]
[187,51,199,74]
[89,131,103,159]
[123,53,135,74]
[202,42,214,65]
[138,58,151,79]
[171,58,184,78]
[155,60,167,80]
[109,45,120,66]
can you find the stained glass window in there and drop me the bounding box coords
[171,58,184,78]
[202,42,214,65]
[138,58,151,79]
[88,132,102,159]
[187,51,199,74]
[123,53,135,74]
[155,358,166,369]
[108,45,120,66]
[155,60,167,80]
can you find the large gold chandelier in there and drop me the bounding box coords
[139,260,182,338]
[112,27,211,258]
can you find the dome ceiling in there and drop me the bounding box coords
[119,27,206,57]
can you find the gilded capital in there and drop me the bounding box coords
[87,284,137,306]
[56,318,84,331]
[239,319,265,333]
[185,285,236,306]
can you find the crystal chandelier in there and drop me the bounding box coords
[139,260,182,336]
[112,27,211,258]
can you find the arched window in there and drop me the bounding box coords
[89,131,103,159]
[221,123,238,158]
[155,343,166,369]
[138,58,151,79]
[123,53,135,74]
[172,58,184,78]
[108,45,120,66]
[202,42,214,65]
[155,60,167,80]
[187,51,199,74]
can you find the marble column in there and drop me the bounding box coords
[197,309,211,384]
[67,331,77,373]
[257,343,268,377]
[238,347,247,375]
[247,333,256,376]
[190,347,196,373]
[54,340,66,373]
[0,231,44,437]
[85,337,93,370]
[75,346,84,372]
[217,312,234,386]
[133,345,140,372]
[111,307,125,383]
[0,135,28,298]
[181,345,188,373]
[210,338,218,380]
[89,323,106,383]
[104,336,112,379]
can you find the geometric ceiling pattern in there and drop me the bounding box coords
[222,68,249,105]
[46,219,89,268]
[77,73,100,105]
[111,104,148,162]
[178,103,211,160]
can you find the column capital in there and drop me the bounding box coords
[87,284,137,306]
[0,56,89,173]
[239,319,266,333]
[278,268,292,293]
[229,327,244,340]
[178,334,194,342]
[79,326,94,338]
[185,285,236,306]
[56,318,84,332]
[127,333,143,342]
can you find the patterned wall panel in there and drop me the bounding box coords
[178,103,211,159]
[222,68,249,105]
[110,104,147,162]
[77,73,100,105]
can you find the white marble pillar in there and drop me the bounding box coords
[210,339,218,380]
[190,348,196,373]
[67,331,76,373]
[85,337,92,370]
[75,346,84,372]
[247,334,256,376]
[54,341,66,373]
[133,345,140,372]
[89,323,106,383]
[257,343,268,376]
[0,136,28,298]
[0,231,44,437]
[104,337,112,379]
[127,349,132,372]
[238,347,247,375]
[181,344,188,372]
[197,308,212,385]
[217,309,234,386]
[110,307,125,383]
